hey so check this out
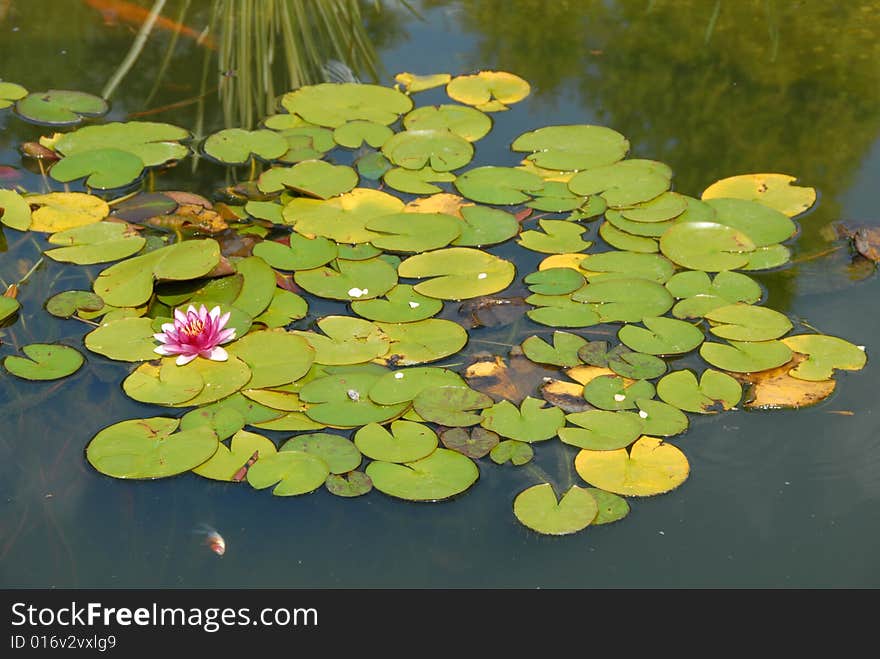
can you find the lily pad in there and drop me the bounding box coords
[705,303,792,342]
[366,448,479,501]
[382,166,456,194]
[587,488,631,525]
[572,278,674,323]
[574,436,689,497]
[599,221,659,253]
[617,316,705,355]
[576,251,675,283]
[285,188,404,243]
[246,450,330,496]
[525,293,600,328]
[50,148,145,190]
[375,318,468,366]
[701,173,816,217]
[168,356,253,407]
[55,121,190,167]
[227,330,314,389]
[517,219,592,254]
[703,198,796,247]
[45,221,146,264]
[656,369,742,413]
[15,89,108,126]
[4,343,84,380]
[253,233,338,271]
[0,81,27,109]
[0,189,32,230]
[512,124,629,171]
[325,471,373,497]
[480,396,565,443]
[619,192,689,222]
[381,128,473,172]
[351,284,443,323]
[413,385,493,426]
[368,367,466,405]
[403,104,492,142]
[398,247,515,300]
[193,429,277,482]
[700,340,792,373]
[454,166,544,204]
[83,317,160,361]
[254,289,309,328]
[446,71,530,111]
[526,181,589,212]
[27,192,109,233]
[523,268,585,296]
[489,439,534,466]
[513,484,599,535]
[559,410,643,450]
[292,315,390,365]
[281,433,361,474]
[258,161,357,199]
[666,270,763,319]
[354,420,438,463]
[453,205,520,247]
[659,221,756,271]
[394,72,452,93]
[123,358,206,405]
[332,120,394,149]
[294,257,398,301]
[86,417,218,479]
[439,427,499,459]
[582,375,656,411]
[46,290,105,319]
[634,398,689,437]
[568,159,671,207]
[366,212,462,253]
[281,82,413,128]
[781,334,867,381]
[521,331,587,367]
[299,369,407,427]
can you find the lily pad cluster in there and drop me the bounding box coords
[0,72,868,537]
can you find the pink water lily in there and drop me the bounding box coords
[154,304,236,366]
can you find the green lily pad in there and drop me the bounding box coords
[281,433,361,474]
[413,385,493,426]
[258,161,357,199]
[666,270,763,319]
[617,316,705,355]
[246,450,330,496]
[229,255,276,319]
[253,233,338,271]
[244,201,284,224]
[781,334,867,381]
[634,398,689,436]
[169,356,253,407]
[606,351,668,380]
[525,293,600,328]
[583,375,656,411]
[454,166,544,204]
[15,89,108,126]
[511,124,629,171]
[587,488,631,525]
[383,166,457,195]
[656,369,742,413]
[480,396,565,443]
[351,284,443,323]
[50,148,145,190]
[398,247,515,300]
[404,104,492,142]
[193,429,277,482]
[332,120,394,149]
[568,159,671,207]
[572,278,674,323]
[281,83,413,128]
[521,331,587,367]
[366,448,479,502]
[700,340,792,373]
[299,369,408,427]
[659,221,756,272]
[517,219,592,254]
[381,128,473,172]
[742,244,791,270]
[619,191,689,222]
[292,315,390,365]
[439,427,499,459]
[513,483,599,535]
[704,198,796,247]
[227,330,314,389]
[180,392,284,439]
[452,205,520,247]
[86,417,218,479]
[559,410,643,450]
[598,221,659,253]
[254,289,309,328]
[354,420,438,463]
[365,212,462,253]
[524,268,585,296]
[705,304,792,342]
[368,367,466,405]
[295,257,398,301]
[574,436,689,497]
[285,188,404,243]
[203,128,290,165]
[325,471,373,497]
[394,72,452,93]
[0,81,27,109]
[577,251,675,283]
[4,343,84,380]
[45,221,146,264]
[123,358,206,405]
[355,151,393,180]
[55,121,190,166]
[605,210,676,237]
[489,439,534,466]
[446,70,530,111]
[375,319,468,366]
[526,181,589,212]
[46,290,105,318]
[0,189,32,231]
[83,317,160,361]
[274,125,336,162]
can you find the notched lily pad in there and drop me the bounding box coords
[4,343,84,380]
[575,436,689,497]
[513,484,598,536]
[246,450,330,496]
[15,89,108,126]
[366,448,479,502]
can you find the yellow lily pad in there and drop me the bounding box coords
[574,436,689,496]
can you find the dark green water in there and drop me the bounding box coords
[1,0,879,588]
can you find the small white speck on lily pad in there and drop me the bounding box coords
[613,393,626,402]
[408,301,420,308]
[638,410,648,419]
[477,272,487,280]
[348,287,368,298]
[394,372,404,379]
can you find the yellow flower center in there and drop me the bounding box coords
[181,318,205,338]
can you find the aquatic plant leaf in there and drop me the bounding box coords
[394,72,452,93]
[241,387,305,412]
[525,293,600,328]
[575,436,689,497]
[292,316,390,365]
[14,89,107,126]
[254,289,308,328]
[299,369,407,427]
[285,188,404,243]
[439,427,499,459]
[413,385,493,426]
[617,316,705,355]
[583,375,656,411]
[55,121,189,166]
[202,128,289,165]
[404,104,492,142]
[281,82,413,128]
[599,221,659,253]
[539,379,590,413]
[4,343,83,380]
[489,439,533,466]
[45,221,145,264]
[463,349,556,404]
[325,471,373,497]
[253,233,337,271]
[355,151,393,180]
[513,484,598,535]
[83,317,159,361]
[281,433,361,474]
[250,411,325,432]
[781,334,867,381]
[123,359,206,405]
[294,257,398,301]
[703,198,796,247]
[446,71,530,111]
[375,318,468,366]
[699,340,792,373]
[453,205,520,246]
[368,367,466,405]
[635,398,688,437]
[619,192,689,222]
[381,128,473,172]
[701,173,816,217]
[332,120,394,149]
[526,181,589,212]
[398,247,515,300]
[193,430,277,482]
[110,192,178,224]
[27,192,109,233]
[605,210,676,237]
[246,450,329,496]
[559,410,643,450]
[575,251,675,283]
[512,124,629,171]
[659,221,755,271]
[517,219,592,254]
[741,244,791,270]
[0,189,32,230]
[354,420,438,463]
[454,166,544,204]
[705,303,792,341]
[524,268,585,296]
[0,81,27,109]
[45,290,103,319]
[180,393,284,438]
[258,161,357,199]
[366,212,462,253]
[656,368,742,413]
[568,159,671,207]
[572,278,674,323]
[521,331,587,367]
[86,417,218,479]
[480,396,565,443]
[665,270,762,319]
[382,166,456,194]
[231,256,276,318]
[227,330,314,389]
[367,448,479,501]
[733,354,836,410]
[351,284,443,323]
[50,148,145,190]
[587,488,631,525]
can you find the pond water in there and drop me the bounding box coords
[1,0,879,588]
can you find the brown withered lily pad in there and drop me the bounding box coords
[464,346,558,403]
[733,353,836,410]
[439,426,500,458]
[457,296,530,329]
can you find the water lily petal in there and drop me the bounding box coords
[176,353,198,366]
[206,346,229,361]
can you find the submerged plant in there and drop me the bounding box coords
[154,304,237,365]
